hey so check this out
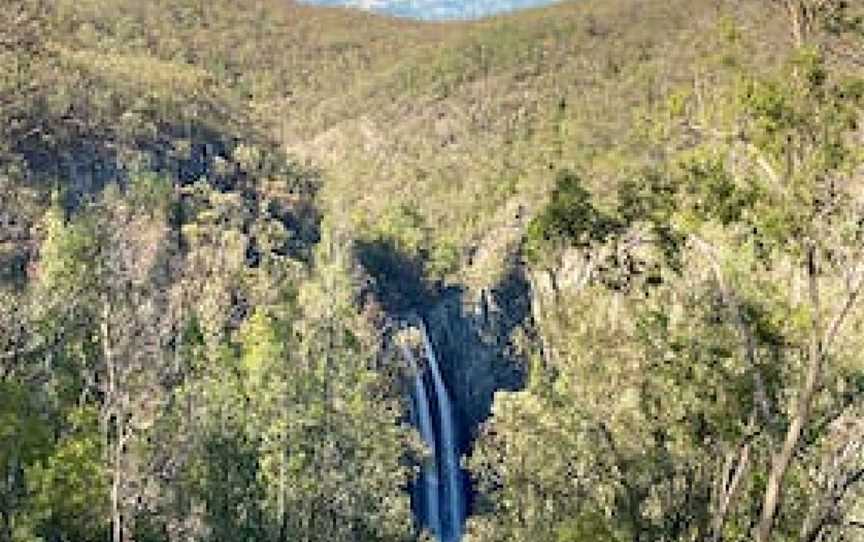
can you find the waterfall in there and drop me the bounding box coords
[400,320,464,542]
[418,321,464,542]
[401,343,441,537]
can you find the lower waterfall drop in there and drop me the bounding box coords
[401,343,441,537]
[401,320,465,542]
[418,321,464,542]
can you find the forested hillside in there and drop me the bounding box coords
[1,0,863,541]
[1,1,416,540]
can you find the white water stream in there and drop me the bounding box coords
[418,321,463,542]
[401,320,464,542]
[401,343,441,536]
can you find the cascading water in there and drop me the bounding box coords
[400,320,464,542]
[418,321,463,542]
[401,343,441,537]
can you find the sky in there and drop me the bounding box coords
[299,0,563,21]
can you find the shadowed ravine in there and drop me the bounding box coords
[357,238,529,540]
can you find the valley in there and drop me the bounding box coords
[1,0,863,541]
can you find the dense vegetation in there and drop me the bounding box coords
[1,1,415,540]
[1,0,863,541]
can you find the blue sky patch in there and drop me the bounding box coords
[300,0,563,21]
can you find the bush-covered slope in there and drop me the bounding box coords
[285,0,792,289]
[1,1,862,541]
[1,2,419,541]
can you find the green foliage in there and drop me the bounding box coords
[237,308,286,389]
[527,167,687,289]
[554,512,623,542]
[0,383,51,473]
[25,407,109,542]
[373,204,430,257]
[128,173,173,215]
[35,205,99,297]
[677,155,760,227]
[525,170,620,262]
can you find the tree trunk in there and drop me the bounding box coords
[102,298,123,542]
[112,438,122,542]
[1,501,11,542]
[712,417,754,542]
[756,247,822,542]
[279,446,287,541]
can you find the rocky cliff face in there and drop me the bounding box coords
[417,246,594,443]
[355,232,535,452]
[420,264,530,450]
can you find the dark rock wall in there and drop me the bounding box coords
[421,263,531,450]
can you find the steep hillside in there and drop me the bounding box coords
[2,0,788,290]
[285,0,789,290]
[4,0,791,294]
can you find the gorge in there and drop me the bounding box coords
[3,1,862,541]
